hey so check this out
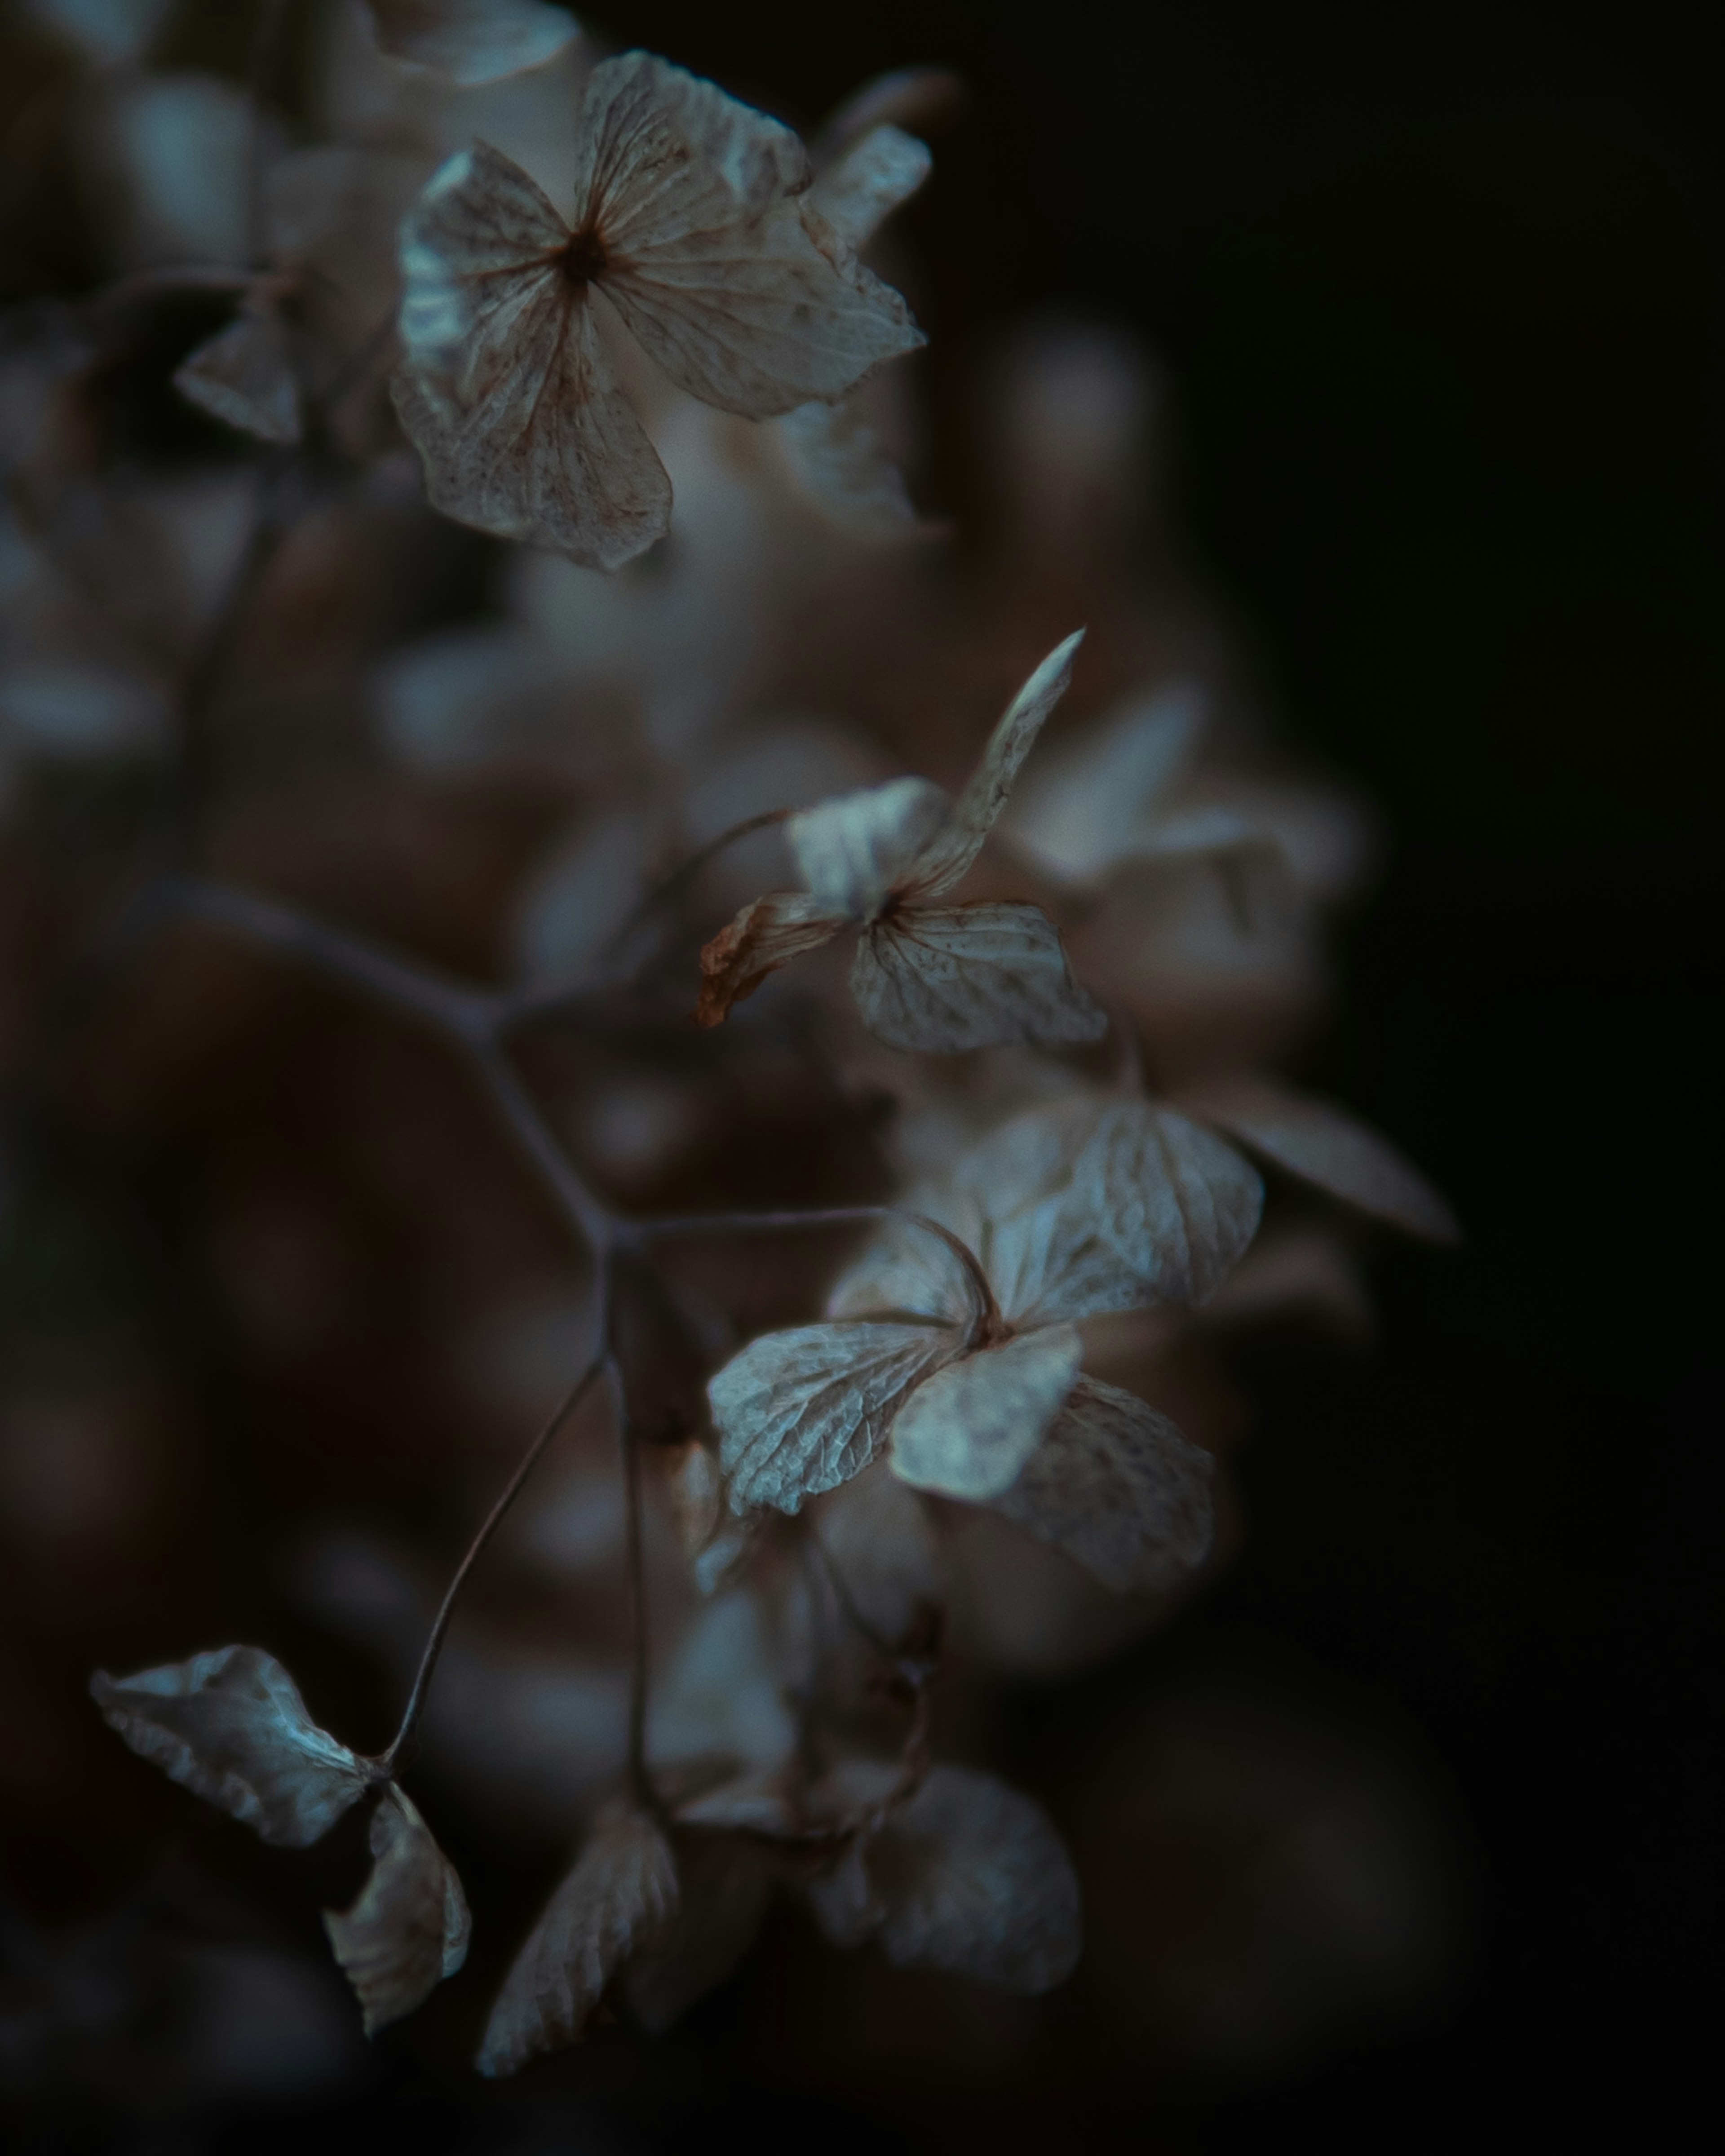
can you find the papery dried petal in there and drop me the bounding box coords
[776,398,923,540]
[851,901,1106,1054]
[712,1322,958,1514]
[907,632,1086,896]
[808,125,933,252]
[788,775,950,918]
[828,1767,1080,1992]
[363,0,579,88]
[1178,1076,1460,1244]
[992,1375,1213,1593]
[1004,681,1204,883]
[90,1646,370,1849]
[694,890,847,1026]
[323,1784,470,2036]
[890,1325,1082,1501]
[1076,1100,1264,1306]
[583,55,923,416]
[477,1807,678,2076]
[619,1835,773,2033]
[173,302,301,446]
[824,1189,983,1328]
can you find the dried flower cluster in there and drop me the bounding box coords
[1,0,1455,2094]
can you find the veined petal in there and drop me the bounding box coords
[825,1188,985,1327]
[173,301,301,445]
[992,1375,1214,1593]
[788,775,950,917]
[908,632,1086,896]
[808,124,933,251]
[1075,1099,1263,1306]
[694,890,848,1027]
[891,1324,1082,1501]
[850,902,1106,1054]
[363,1,579,88]
[398,143,569,377]
[1177,1075,1460,1244]
[323,1784,470,2036]
[711,1320,958,1514]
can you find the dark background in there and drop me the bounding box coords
[6,0,1722,2147]
[628,0,1722,2146]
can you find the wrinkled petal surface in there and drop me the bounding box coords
[992,1376,1214,1593]
[90,1645,369,1849]
[712,1321,958,1514]
[1179,1076,1460,1243]
[1075,1099,1263,1306]
[851,901,1105,1054]
[478,1807,678,2076]
[788,775,949,917]
[694,890,848,1026]
[323,1784,470,2035]
[173,303,301,446]
[891,1324,1081,1501]
[363,0,579,87]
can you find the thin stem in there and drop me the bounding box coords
[607,1353,654,1811]
[469,1035,614,1256]
[380,1353,605,1772]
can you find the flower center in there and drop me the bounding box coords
[562,226,610,287]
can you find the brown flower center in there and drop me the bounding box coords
[561,225,610,287]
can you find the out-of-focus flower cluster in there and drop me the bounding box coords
[1,0,1459,2122]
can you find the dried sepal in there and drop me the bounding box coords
[323,1784,470,2036]
[693,890,847,1026]
[173,296,301,447]
[1178,1076,1460,1244]
[477,1806,679,2077]
[711,1321,958,1515]
[363,0,579,88]
[617,1835,773,2033]
[89,1645,371,1849]
[991,1375,1214,1593]
[850,900,1105,1054]
[1075,1099,1265,1306]
[890,1324,1083,1501]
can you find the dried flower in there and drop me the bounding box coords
[362,0,579,88]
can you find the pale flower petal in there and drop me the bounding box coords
[712,1321,959,1514]
[583,54,924,417]
[776,398,923,540]
[788,775,950,917]
[477,1806,679,2076]
[90,1645,370,1849]
[363,1,579,88]
[323,1784,471,2036]
[173,303,302,446]
[1075,1099,1264,1306]
[850,901,1106,1054]
[992,1376,1214,1593]
[908,631,1086,895]
[1004,680,1204,882]
[619,1836,773,2034]
[891,1324,1082,1501]
[694,890,849,1027]
[808,125,933,252]
[1178,1076,1461,1244]
[823,1189,984,1328]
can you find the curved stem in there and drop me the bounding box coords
[380,1353,605,1773]
[607,1353,654,1811]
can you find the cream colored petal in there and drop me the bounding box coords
[1177,1075,1460,1244]
[992,1375,1213,1594]
[1075,1098,1264,1306]
[788,775,950,917]
[173,302,301,446]
[710,1321,958,1514]
[693,889,848,1027]
[323,1784,470,2036]
[808,124,932,251]
[363,1,578,88]
[775,399,923,541]
[850,902,1106,1054]
[891,1324,1081,1501]
[477,1807,678,2076]
[908,631,1086,895]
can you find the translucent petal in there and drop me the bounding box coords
[891,1324,1081,1501]
[577,55,924,418]
[90,1646,370,1849]
[1075,1099,1264,1306]
[992,1375,1213,1593]
[788,775,950,918]
[363,1,579,88]
[908,631,1086,896]
[1178,1076,1460,1244]
[711,1321,958,1514]
[323,1785,470,2036]
[850,901,1106,1054]
[693,890,848,1027]
[775,399,922,540]
[808,124,933,251]
[477,1806,679,2076]
[173,303,302,447]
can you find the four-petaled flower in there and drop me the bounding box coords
[695,633,1108,1052]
